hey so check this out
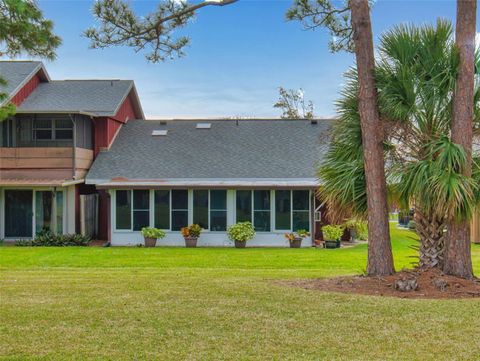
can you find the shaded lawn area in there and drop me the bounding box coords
[0,225,479,360]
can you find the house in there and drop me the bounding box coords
[85,119,333,246]
[0,61,144,240]
[1,60,478,246]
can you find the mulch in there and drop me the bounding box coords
[282,268,480,299]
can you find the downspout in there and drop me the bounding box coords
[68,114,76,179]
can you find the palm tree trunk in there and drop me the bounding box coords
[349,0,394,276]
[414,210,446,268]
[444,0,476,279]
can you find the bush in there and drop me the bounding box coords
[180,224,202,238]
[16,229,91,247]
[322,225,344,241]
[141,227,166,239]
[227,222,255,242]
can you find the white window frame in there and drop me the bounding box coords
[273,190,292,232]
[234,189,253,224]
[132,189,150,232]
[114,189,134,232]
[153,189,171,231]
[252,189,272,233]
[291,190,311,232]
[171,189,189,232]
[114,189,152,232]
[209,189,227,232]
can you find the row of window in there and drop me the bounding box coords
[34,119,73,141]
[115,189,310,232]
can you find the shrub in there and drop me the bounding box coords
[16,229,91,247]
[407,220,416,230]
[180,224,202,238]
[284,229,310,242]
[322,225,344,241]
[141,227,166,239]
[227,222,255,242]
[344,219,368,241]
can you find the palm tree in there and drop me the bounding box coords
[319,20,480,269]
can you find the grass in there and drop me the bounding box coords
[0,225,479,360]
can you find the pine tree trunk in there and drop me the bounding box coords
[349,0,394,276]
[444,0,476,279]
[414,210,446,269]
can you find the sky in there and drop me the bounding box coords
[11,0,480,118]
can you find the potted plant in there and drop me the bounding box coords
[141,227,166,247]
[284,229,310,248]
[227,222,255,248]
[180,224,203,247]
[322,225,344,249]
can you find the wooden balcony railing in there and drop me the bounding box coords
[0,147,93,181]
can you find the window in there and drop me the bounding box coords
[171,190,188,231]
[236,190,252,223]
[275,190,291,230]
[116,190,131,230]
[293,190,310,231]
[193,190,209,229]
[55,119,73,140]
[210,190,227,231]
[253,190,271,232]
[133,190,149,231]
[34,119,52,140]
[154,190,170,229]
[33,119,73,141]
[193,190,227,231]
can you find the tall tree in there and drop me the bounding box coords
[85,0,237,62]
[444,0,477,279]
[320,21,480,270]
[288,0,394,275]
[0,0,61,121]
[274,87,315,119]
[349,0,394,275]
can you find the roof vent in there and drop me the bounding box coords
[311,119,318,125]
[159,120,167,125]
[152,130,168,136]
[196,122,211,129]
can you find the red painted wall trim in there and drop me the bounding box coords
[111,94,136,123]
[10,74,41,106]
[92,94,135,156]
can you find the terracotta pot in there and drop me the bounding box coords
[234,240,246,248]
[144,237,157,248]
[184,237,198,248]
[289,238,302,248]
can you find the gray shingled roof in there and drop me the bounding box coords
[86,119,334,184]
[0,61,44,101]
[18,80,134,116]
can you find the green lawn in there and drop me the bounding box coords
[1,225,479,360]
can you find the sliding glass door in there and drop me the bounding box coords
[5,190,33,238]
[35,191,63,234]
[4,190,64,238]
